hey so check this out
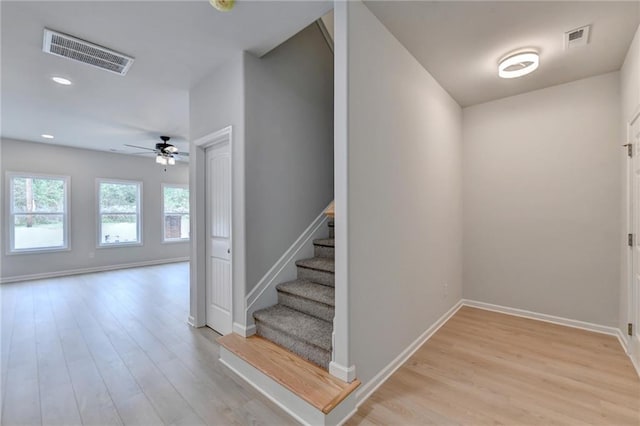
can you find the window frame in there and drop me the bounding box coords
[161,183,190,243]
[96,178,143,248]
[6,171,71,255]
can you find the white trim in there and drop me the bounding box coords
[462,299,620,336]
[332,0,351,384]
[233,322,256,337]
[355,300,464,405]
[616,327,629,353]
[187,315,196,327]
[329,362,356,383]
[0,257,189,284]
[245,208,329,326]
[190,126,244,330]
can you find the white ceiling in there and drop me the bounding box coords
[365,1,640,107]
[1,0,331,155]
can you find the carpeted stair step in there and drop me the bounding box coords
[277,279,335,322]
[253,305,332,369]
[313,238,335,259]
[296,257,335,287]
[328,221,334,238]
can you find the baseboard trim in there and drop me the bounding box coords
[0,257,190,284]
[355,299,464,405]
[461,299,619,336]
[233,322,256,337]
[329,362,356,383]
[187,315,196,327]
[615,328,629,353]
[245,206,330,325]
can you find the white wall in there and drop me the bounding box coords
[344,1,463,385]
[620,24,640,356]
[463,72,621,327]
[244,23,334,292]
[0,138,189,281]
[189,53,246,326]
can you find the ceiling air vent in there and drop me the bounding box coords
[564,25,591,50]
[42,29,134,76]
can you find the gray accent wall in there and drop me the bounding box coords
[244,23,334,293]
[463,72,622,327]
[1,138,189,281]
[344,1,463,385]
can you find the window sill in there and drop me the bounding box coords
[162,239,190,244]
[97,242,143,249]
[7,246,71,255]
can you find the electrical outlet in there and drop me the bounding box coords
[443,282,448,299]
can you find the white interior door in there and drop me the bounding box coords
[630,111,640,367]
[206,141,232,335]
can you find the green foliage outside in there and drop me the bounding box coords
[164,186,189,213]
[12,177,65,227]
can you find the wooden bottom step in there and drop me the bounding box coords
[217,333,360,414]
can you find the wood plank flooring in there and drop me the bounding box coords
[0,263,296,426]
[348,306,640,426]
[3,266,639,426]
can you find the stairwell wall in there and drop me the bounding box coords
[342,1,463,385]
[243,23,334,294]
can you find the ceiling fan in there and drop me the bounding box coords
[124,136,188,166]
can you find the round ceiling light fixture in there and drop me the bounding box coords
[498,51,539,79]
[209,0,235,12]
[52,76,72,85]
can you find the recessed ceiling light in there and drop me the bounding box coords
[498,52,539,79]
[41,134,54,139]
[52,76,72,85]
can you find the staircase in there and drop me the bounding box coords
[252,221,335,369]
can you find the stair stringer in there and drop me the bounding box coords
[220,346,358,426]
[243,207,330,337]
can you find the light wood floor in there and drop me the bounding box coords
[0,263,296,426]
[349,306,640,426]
[3,267,639,426]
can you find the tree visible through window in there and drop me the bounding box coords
[163,184,189,241]
[9,173,69,252]
[98,179,142,246]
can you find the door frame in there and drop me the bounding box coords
[189,126,245,330]
[627,106,640,351]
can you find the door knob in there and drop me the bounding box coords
[227,248,231,254]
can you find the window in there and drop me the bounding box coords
[98,179,142,246]
[162,184,189,242]
[8,173,69,253]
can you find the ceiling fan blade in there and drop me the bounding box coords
[130,152,156,155]
[176,152,190,157]
[124,144,156,151]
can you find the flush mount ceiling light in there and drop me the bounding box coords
[52,76,72,85]
[498,51,539,79]
[41,134,54,139]
[209,0,235,12]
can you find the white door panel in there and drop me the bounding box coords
[630,111,640,368]
[206,141,232,335]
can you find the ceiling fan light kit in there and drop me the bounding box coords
[124,135,187,167]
